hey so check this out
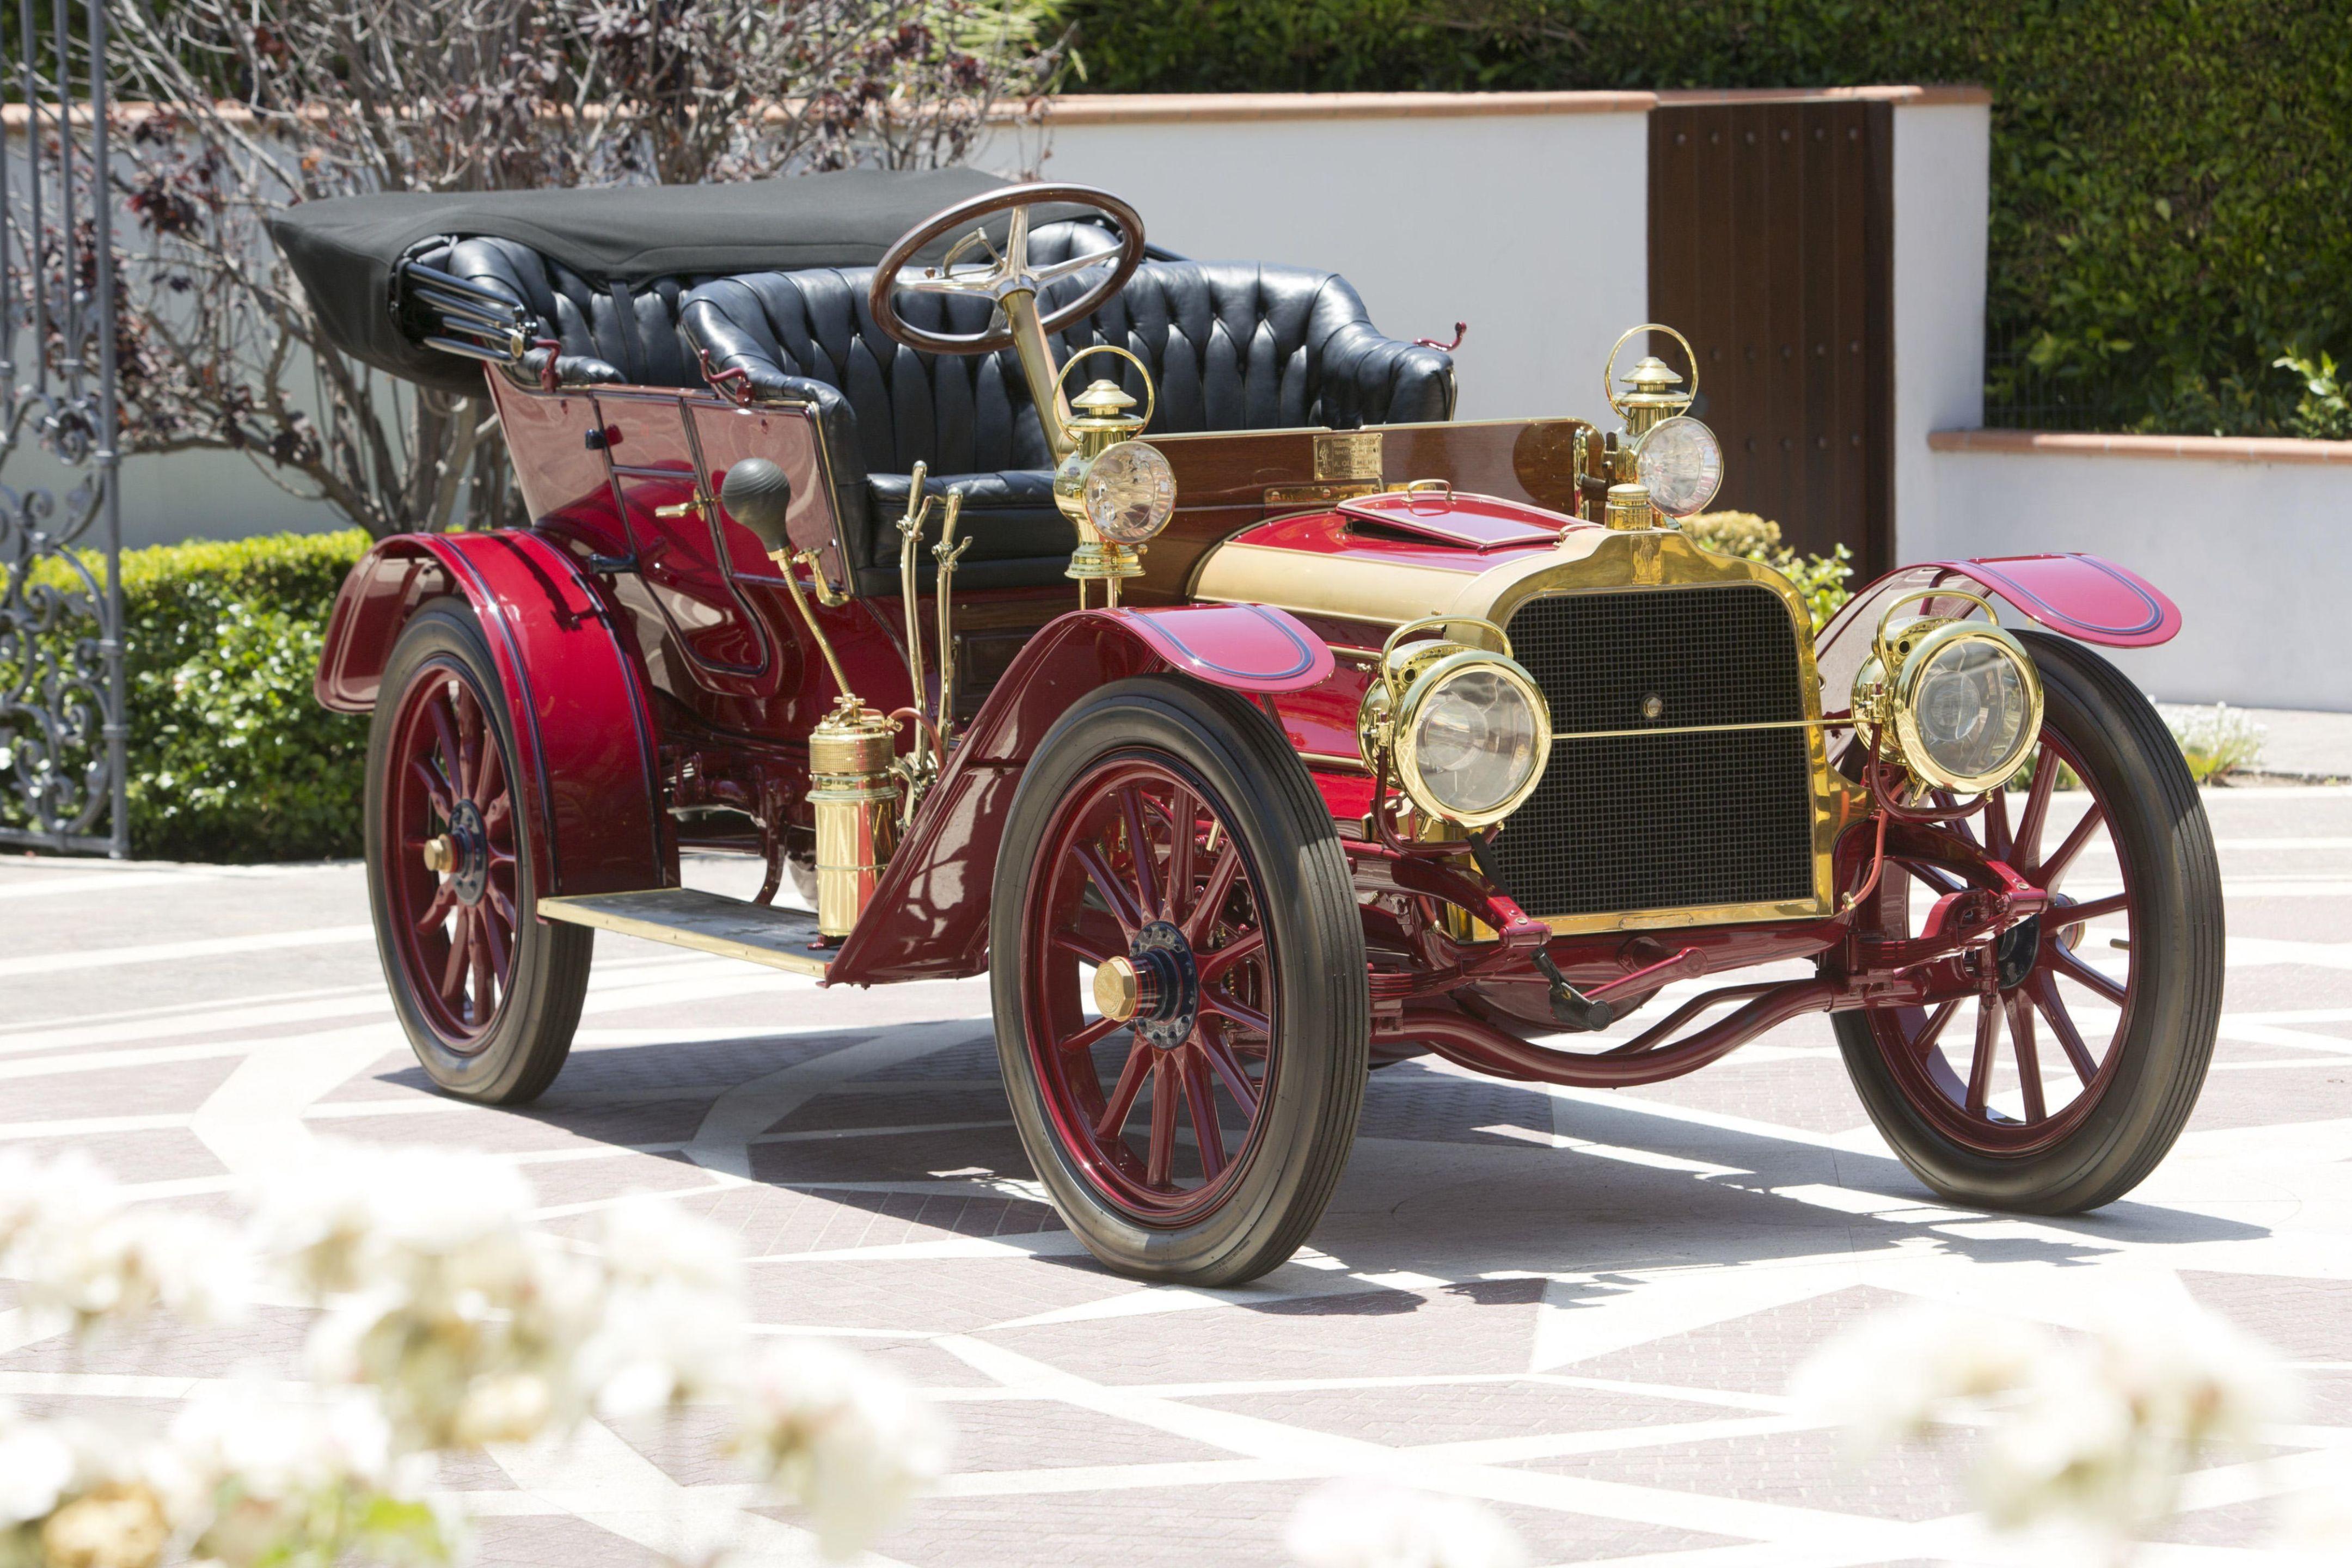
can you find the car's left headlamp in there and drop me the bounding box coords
[1358,618,1551,829]
[1853,591,2044,795]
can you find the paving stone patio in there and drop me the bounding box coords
[2,783,2347,1565]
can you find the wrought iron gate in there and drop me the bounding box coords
[0,0,126,856]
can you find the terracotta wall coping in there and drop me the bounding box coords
[1931,428,2352,467]
[1038,85,1987,125]
[3,85,1990,133]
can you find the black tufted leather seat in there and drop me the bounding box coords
[679,231,1456,593]
[424,236,712,389]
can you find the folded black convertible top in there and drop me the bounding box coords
[266,167,1013,394]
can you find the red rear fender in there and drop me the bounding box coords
[825,605,1334,987]
[315,531,670,898]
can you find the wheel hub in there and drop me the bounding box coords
[1126,920,1199,1050]
[440,798,491,906]
[1995,913,2041,990]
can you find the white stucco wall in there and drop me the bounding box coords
[1888,100,1989,560]
[979,100,1651,422]
[1928,441,2352,710]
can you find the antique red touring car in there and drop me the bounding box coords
[277,170,2220,1284]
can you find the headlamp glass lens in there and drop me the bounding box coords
[1633,415,1724,518]
[1410,666,1544,817]
[1912,636,2033,785]
[1083,440,1177,544]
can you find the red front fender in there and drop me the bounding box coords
[1816,553,2182,705]
[315,531,670,898]
[826,604,1334,987]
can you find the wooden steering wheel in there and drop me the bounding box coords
[867,183,1147,356]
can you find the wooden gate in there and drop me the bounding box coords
[1649,97,1892,579]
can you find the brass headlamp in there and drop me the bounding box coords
[1051,344,1175,602]
[1851,589,2045,795]
[1357,615,1552,830]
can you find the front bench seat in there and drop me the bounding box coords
[679,232,1457,595]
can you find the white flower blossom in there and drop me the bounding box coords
[1790,1300,2049,1454]
[0,1408,77,1529]
[1793,1292,2298,1550]
[732,1338,951,1560]
[1284,1478,1529,1568]
[0,1152,251,1337]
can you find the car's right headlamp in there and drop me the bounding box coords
[1358,617,1551,829]
[1852,590,2044,794]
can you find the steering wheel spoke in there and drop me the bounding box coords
[868,183,1147,357]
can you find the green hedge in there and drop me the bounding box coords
[1061,0,2352,438]
[2,531,370,861]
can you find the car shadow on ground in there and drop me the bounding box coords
[365,1021,2269,1312]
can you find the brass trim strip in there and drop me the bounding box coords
[1538,896,1830,937]
[1299,750,1371,773]
[1552,718,1823,743]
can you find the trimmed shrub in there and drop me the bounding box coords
[1683,511,1853,629]
[1061,0,2352,438]
[2,531,370,861]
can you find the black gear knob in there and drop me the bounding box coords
[719,458,794,555]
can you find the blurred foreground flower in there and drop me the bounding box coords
[0,1146,949,1566]
[1284,1478,1528,1568]
[733,1338,952,1560]
[0,1150,252,1336]
[1793,1294,2297,1558]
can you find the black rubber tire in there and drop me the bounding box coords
[365,602,593,1105]
[1833,632,2223,1212]
[989,676,1369,1285]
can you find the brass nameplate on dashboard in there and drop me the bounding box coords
[1265,480,1382,507]
[1313,431,1383,482]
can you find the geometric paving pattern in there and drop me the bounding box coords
[2,783,2347,1565]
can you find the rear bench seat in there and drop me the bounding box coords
[425,225,1457,595]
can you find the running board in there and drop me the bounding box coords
[537,889,835,978]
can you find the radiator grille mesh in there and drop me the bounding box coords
[1489,584,1818,920]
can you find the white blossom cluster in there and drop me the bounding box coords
[1284,1479,1529,1568]
[1792,1294,2300,1553]
[0,1144,950,1567]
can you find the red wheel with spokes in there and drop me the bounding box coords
[365,604,591,1104]
[991,678,1368,1284]
[1835,632,2222,1211]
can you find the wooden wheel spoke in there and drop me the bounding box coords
[1052,930,1119,969]
[2049,942,2128,1007]
[1145,1057,1178,1187]
[1164,786,1199,928]
[455,693,485,800]
[439,908,473,1001]
[1183,1054,1226,1178]
[2006,991,2046,1122]
[1073,842,1144,936]
[428,695,465,793]
[1983,785,2012,862]
[409,758,454,819]
[482,793,512,833]
[487,885,517,926]
[2030,973,2100,1087]
[2056,891,2129,926]
[1062,1012,1126,1057]
[2013,754,2056,868]
[1198,1034,1260,1118]
[1197,927,1266,987]
[479,906,511,979]
[1965,996,1999,1114]
[471,923,497,1022]
[2039,803,2106,890]
[1118,787,1160,921]
[473,736,505,808]
[1186,840,1243,945]
[1911,997,1962,1057]
[414,883,457,936]
[1094,1045,1153,1141]
[1202,990,1269,1037]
